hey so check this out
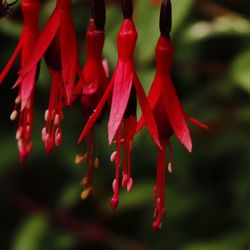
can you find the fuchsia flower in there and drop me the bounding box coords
[17,0,79,153]
[0,0,40,162]
[78,1,160,209]
[137,0,208,230]
[74,15,109,199]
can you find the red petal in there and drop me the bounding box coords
[162,77,192,152]
[0,36,23,83]
[102,59,109,78]
[78,81,113,143]
[19,11,60,76]
[136,76,162,133]
[60,13,78,104]
[185,115,209,130]
[20,66,37,110]
[134,74,161,149]
[108,63,133,144]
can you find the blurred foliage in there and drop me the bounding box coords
[0,0,250,249]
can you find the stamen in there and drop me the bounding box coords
[110,126,122,210]
[94,157,99,168]
[10,110,18,121]
[41,127,47,141]
[44,109,49,121]
[42,71,65,153]
[15,95,21,104]
[74,154,86,165]
[81,187,93,200]
[168,162,172,173]
[13,94,34,162]
[110,151,117,162]
[152,144,167,230]
[54,114,60,126]
[55,127,62,146]
[16,127,23,140]
[126,177,134,192]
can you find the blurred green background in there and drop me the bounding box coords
[0,0,250,249]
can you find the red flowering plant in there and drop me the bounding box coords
[17,0,80,153]
[137,0,208,230]
[0,0,40,162]
[78,0,161,209]
[73,0,109,199]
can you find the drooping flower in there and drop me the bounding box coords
[73,2,109,199]
[137,0,208,230]
[0,0,40,162]
[16,0,80,153]
[78,0,160,209]
[40,23,75,153]
[18,0,79,105]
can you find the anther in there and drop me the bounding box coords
[54,114,60,126]
[10,110,18,121]
[81,177,88,186]
[16,127,23,140]
[94,157,99,168]
[74,154,84,165]
[41,127,47,141]
[44,109,49,121]
[81,187,92,200]
[127,177,134,192]
[110,151,117,162]
[55,129,62,146]
[168,162,172,173]
[15,95,21,104]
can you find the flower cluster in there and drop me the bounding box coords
[0,0,207,229]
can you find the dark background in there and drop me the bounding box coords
[0,0,250,249]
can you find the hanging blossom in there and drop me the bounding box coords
[78,0,161,209]
[0,0,40,162]
[137,0,208,230]
[17,0,80,153]
[74,0,109,200]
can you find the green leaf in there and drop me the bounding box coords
[56,183,81,210]
[183,17,250,43]
[182,234,248,250]
[172,0,194,34]
[231,48,250,93]
[0,19,22,38]
[12,215,51,250]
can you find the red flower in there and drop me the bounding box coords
[137,36,208,230]
[15,0,80,153]
[0,0,40,162]
[18,0,79,105]
[73,19,109,199]
[78,19,160,209]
